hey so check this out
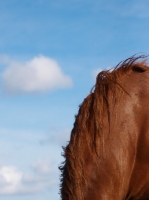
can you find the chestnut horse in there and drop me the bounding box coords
[60,55,149,200]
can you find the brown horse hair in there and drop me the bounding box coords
[59,55,149,200]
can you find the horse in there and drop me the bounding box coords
[59,55,149,200]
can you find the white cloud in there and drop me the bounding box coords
[1,55,73,94]
[0,166,23,195]
[0,158,57,195]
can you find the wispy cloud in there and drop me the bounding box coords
[92,65,114,80]
[120,0,149,18]
[31,158,53,175]
[40,127,70,147]
[0,55,10,65]
[92,68,103,80]
[104,0,149,18]
[1,55,73,95]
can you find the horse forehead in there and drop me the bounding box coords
[122,70,149,94]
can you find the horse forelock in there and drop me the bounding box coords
[59,55,149,200]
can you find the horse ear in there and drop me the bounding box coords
[132,66,146,73]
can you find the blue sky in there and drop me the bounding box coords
[0,0,149,199]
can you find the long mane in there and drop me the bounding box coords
[59,55,149,200]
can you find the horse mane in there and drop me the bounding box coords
[59,55,149,200]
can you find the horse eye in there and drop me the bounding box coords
[132,66,146,73]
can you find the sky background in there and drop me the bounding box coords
[0,0,149,199]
